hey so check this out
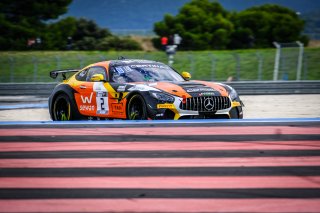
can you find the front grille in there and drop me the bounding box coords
[179,96,231,112]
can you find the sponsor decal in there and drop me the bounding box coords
[115,67,125,74]
[112,103,123,112]
[199,92,216,96]
[130,64,168,69]
[120,60,151,64]
[117,85,126,92]
[80,105,95,111]
[186,88,215,93]
[97,92,107,97]
[123,66,133,72]
[157,103,175,109]
[80,92,93,104]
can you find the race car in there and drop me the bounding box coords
[49,59,243,120]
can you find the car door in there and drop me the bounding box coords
[74,66,109,117]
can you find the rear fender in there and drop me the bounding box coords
[48,84,80,120]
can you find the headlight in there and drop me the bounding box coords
[150,91,175,103]
[229,88,238,100]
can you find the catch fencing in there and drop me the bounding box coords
[0,50,319,83]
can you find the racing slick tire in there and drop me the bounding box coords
[229,107,240,119]
[52,93,83,121]
[127,94,148,120]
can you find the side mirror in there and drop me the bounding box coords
[182,71,191,80]
[90,74,105,82]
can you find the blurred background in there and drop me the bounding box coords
[0,0,319,82]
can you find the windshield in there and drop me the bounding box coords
[110,63,185,83]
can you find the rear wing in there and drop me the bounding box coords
[49,69,79,80]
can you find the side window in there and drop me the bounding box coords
[75,69,89,81]
[109,66,127,83]
[86,66,107,82]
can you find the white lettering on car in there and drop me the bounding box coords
[80,105,95,111]
[186,88,215,93]
[80,92,93,104]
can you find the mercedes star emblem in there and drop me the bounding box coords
[204,98,214,111]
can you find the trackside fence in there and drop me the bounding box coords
[0,50,319,83]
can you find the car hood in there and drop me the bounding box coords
[130,80,229,98]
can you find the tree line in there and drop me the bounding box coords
[153,0,309,50]
[0,0,309,51]
[0,0,142,50]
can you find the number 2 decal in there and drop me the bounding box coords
[100,98,105,110]
[96,92,108,114]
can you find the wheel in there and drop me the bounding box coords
[52,93,82,121]
[229,107,240,119]
[127,94,147,120]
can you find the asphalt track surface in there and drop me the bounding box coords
[0,119,319,212]
[1,94,320,121]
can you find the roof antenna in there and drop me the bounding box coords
[118,56,126,60]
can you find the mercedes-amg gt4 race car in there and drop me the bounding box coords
[49,59,243,121]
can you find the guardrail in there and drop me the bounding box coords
[0,81,319,97]
[227,81,320,95]
[0,83,56,96]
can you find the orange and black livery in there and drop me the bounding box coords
[49,59,243,120]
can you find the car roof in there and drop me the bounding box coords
[84,59,166,71]
[109,59,164,67]
[84,61,110,70]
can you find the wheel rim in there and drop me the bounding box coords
[129,98,144,120]
[54,98,70,121]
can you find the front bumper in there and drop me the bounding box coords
[146,96,243,120]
